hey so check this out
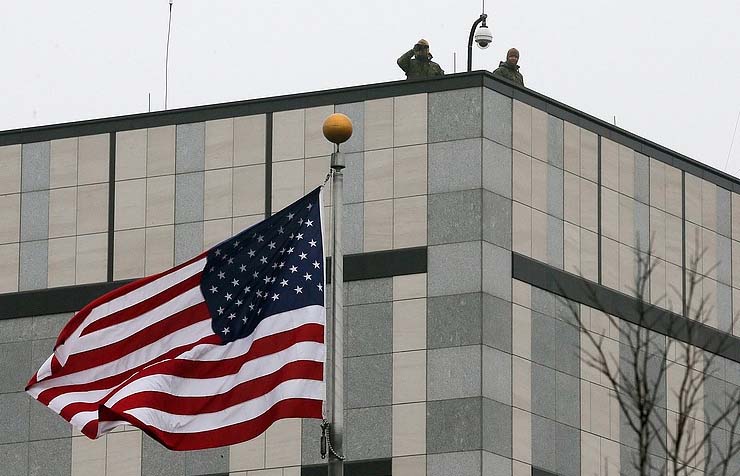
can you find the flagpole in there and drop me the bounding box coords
[322,114,352,476]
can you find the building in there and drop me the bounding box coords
[1,71,740,476]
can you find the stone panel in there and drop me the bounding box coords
[335,102,364,154]
[483,138,512,199]
[344,406,392,460]
[428,138,482,194]
[482,397,512,457]
[483,88,512,147]
[428,241,481,297]
[345,354,392,408]
[175,122,206,173]
[427,345,481,400]
[21,141,51,192]
[429,88,482,142]
[427,451,481,476]
[19,240,48,291]
[427,397,481,453]
[427,293,481,348]
[29,437,71,476]
[428,189,482,245]
[0,392,29,444]
[20,190,49,242]
[345,302,393,357]
[482,190,512,249]
[175,172,205,224]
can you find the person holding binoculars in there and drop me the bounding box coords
[397,39,444,80]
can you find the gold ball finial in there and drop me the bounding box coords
[322,113,353,145]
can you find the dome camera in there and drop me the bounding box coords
[474,25,493,49]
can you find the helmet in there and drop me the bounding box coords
[415,39,430,48]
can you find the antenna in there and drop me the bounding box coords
[723,109,740,172]
[453,52,456,73]
[164,0,174,110]
[148,93,151,112]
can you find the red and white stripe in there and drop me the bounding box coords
[26,253,325,450]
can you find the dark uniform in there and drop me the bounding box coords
[492,47,525,86]
[492,61,524,86]
[397,39,444,80]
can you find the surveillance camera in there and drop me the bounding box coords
[474,26,493,49]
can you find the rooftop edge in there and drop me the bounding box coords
[1,71,737,192]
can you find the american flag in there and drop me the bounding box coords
[26,187,326,450]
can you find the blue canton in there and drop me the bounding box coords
[200,188,325,344]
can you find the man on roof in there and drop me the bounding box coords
[397,39,444,80]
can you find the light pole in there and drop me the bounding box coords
[467,11,493,71]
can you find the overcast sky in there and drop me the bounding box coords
[3,1,740,175]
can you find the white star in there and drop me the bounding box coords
[209,266,215,272]
[318,283,323,291]
[278,226,285,234]
[252,271,259,278]
[289,233,294,239]
[233,240,240,247]
[217,306,224,315]
[257,235,264,242]
[304,273,312,281]
[215,248,222,256]
[299,252,308,260]
[228,257,234,265]
[228,313,236,320]
[298,218,304,225]
[239,264,247,272]
[244,286,251,293]
[294,286,303,294]
[236,299,243,306]
[305,219,314,227]
[268,241,276,249]
[218,271,226,279]
[279,262,285,268]
[272,262,278,269]
[296,233,303,240]
[210,286,218,294]
[263,276,272,284]
[249,303,255,310]
[313,260,321,269]
[248,249,256,257]
[222,327,230,335]
[231,279,239,287]
[309,239,317,247]
[281,279,289,287]
[280,248,285,254]
[271,277,276,283]
[257,308,262,315]
[289,265,298,273]
[287,213,295,220]
[256,290,263,297]
[307,203,313,210]
[260,256,268,264]
[271,293,280,301]
[287,247,294,254]
[225,293,233,301]
[242,316,248,323]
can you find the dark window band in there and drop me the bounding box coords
[302,458,391,476]
[0,247,427,320]
[512,253,740,364]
